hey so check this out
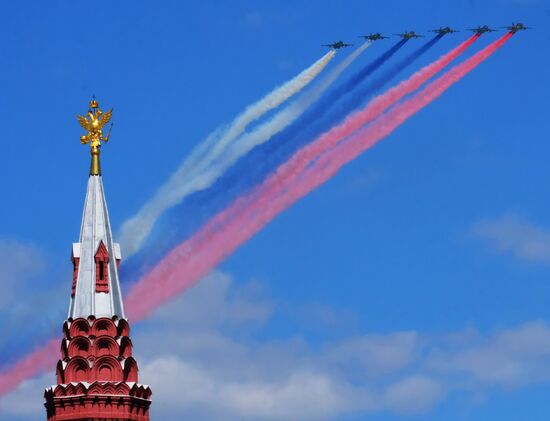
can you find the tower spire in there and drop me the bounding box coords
[70,99,123,318]
[77,97,113,176]
[44,100,151,420]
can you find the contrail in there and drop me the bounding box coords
[0,44,368,396]
[277,35,481,180]
[245,34,513,234]
[251,37,443,183]
[237,40,409,176]
[0,34,508,396]
[121,41,394,272]
[120,46,370,255]
[205,51,338,164]
[320,35,443,130]
[217,42,370,165]
[123,34,509,321]
[119,50,337,256]
[124,35,475,277]
[188,37,436,238]
[0,339,58,395]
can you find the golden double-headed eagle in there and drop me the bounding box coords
[78,98,113,175]
[78,98,113,149]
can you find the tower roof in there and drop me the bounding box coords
[46,100,151,421]
[68,174,125,318]
[69,99,123,319]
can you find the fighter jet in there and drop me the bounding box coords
[468,25,497,35]
[395,31,424,39]
[359,32,389,41]
[503,22,531,33]
[430,26,458,36]
[322,41,353,49]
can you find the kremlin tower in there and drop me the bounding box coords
[44,99,152,420]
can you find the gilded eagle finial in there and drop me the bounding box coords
[77,97,113,176]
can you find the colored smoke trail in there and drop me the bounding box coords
[233,37,440,195]
[119,50,337,256]
[184,37,435,244]
[241,32,514,237]
[287,34,480,169]
[204,50,338,166]
[181,42,371,193]
[321,35,443,129]
[0,339,58,395]
[344,40,408,90]
[0,44,369,397]
[0,34,510,397]
[246,40,408,165]
[120,41,408,277]
[124,34,510,321]
[123,35,478,281]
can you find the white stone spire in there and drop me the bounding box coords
[68,175,125,318]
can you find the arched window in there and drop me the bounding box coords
[92,318,117,337]
[65,357,89,383]
[93,356,123,382]
[94,241,110,293]
[69,318,90,338]
[93,336,119,357]
[68,337,91,358]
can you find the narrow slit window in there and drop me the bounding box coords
[95,241,110,293]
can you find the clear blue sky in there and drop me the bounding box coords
[0,1,549,420]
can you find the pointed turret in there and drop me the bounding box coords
[68,174,125,318]
[44,100,151,421]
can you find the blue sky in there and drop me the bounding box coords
[1,0,550,420]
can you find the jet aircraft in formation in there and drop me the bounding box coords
[504,22,531,33]
[468,25,498,35]
[430,26,459,35]
[324,23,528,48]
[322,41,353,49]
[395,31,424,39]
[468,22,531,35]
[359,33,389,41]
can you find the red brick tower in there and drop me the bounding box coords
[44,99,152,420]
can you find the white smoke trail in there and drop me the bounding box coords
[160,42,372,215]
[119,50,338,255]
[120,43,370,255]
[175,51,337,175]
[208,50,337,160]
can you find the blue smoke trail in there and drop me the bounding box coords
[285,36,443,161]
[120,37,443,286]
[121,40,406,283]
[274,40,408,151]
[1,37,447,368]
[248,36,443,183]
[323,40,408,112]
[119,42,408,283]
[324,35,443,130]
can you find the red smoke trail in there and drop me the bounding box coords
[0,33,511,397]
[124,33,510,320]
[0,339,58,395]
[243,34,480,200]
[215,33,513,262]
